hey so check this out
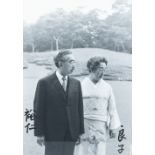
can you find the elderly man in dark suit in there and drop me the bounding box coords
[33,50,84,155]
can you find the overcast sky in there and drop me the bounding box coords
[23,0,116,24]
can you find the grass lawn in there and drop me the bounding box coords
[24,48,132,81]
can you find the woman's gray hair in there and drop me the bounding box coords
[54,50,72,67]
[87,56,108,72]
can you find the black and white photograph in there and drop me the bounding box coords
[23,0,132,155]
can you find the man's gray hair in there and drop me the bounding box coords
[54,50,72,67]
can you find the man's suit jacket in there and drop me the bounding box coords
[33,72,84,142]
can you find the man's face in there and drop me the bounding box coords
[60,54,76,76]
[93,62,107,80]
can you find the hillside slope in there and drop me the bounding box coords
[24,48,132,81]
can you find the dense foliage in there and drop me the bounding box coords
[23,0,132,53]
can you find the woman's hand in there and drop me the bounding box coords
[109,130,116,139]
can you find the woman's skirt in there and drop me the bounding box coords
[74,118,107,155]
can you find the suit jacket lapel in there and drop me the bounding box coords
[53,72,67,101]
[67,77,74,106]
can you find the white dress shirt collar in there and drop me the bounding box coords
[56,71,68,85]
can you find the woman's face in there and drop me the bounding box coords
[93,62,107,81]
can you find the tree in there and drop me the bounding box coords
[104,0,132,52]
[23,4,132,53]
[23,25,37,52]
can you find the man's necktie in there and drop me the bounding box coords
[62,76,67,91]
